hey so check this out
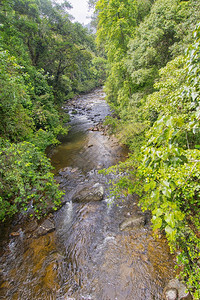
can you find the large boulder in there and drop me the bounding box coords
[72,183,104,203]
[163,279,192,300]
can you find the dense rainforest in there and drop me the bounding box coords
[0,0,106,220]
[93,0,200,298]
[0,0,199,298]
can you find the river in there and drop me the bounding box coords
[0,88,175,300]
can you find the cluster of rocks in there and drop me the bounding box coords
[7,201,60,241]
[10,214,56,239]
[88,121,110,135]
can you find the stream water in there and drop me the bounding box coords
[0,89,175,300]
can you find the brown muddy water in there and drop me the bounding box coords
[0,89,175,299]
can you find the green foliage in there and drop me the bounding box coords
[136,0,154,23]
[91,56,107,86]
[0,0,105,223]
[96,0,137,54]
[96,0,137,106]
[127,0,192,91]
[0,0,104,101]
[0,49,68,145]
[0,140,64,221]
[0,50,33,142]
[28,129,59,152]
[96,0,200,157]
[104,116,119,134]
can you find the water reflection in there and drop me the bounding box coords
[49,89,128,174]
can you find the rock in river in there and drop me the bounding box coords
[163,279,192,300]
[72,183,104,203]
[36,216,55,236]
[119,215,146,231]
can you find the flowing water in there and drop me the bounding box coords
[0,89,175,300]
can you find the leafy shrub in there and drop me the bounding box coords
[0,140,64,221]
[0,50,33,142]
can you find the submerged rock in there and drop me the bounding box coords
[163,279,192,300]
[119,215,146,231]
[72,183,104,203]
[88,144,93,148]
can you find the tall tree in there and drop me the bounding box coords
[96,0,137,106]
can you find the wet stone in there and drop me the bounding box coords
[24,220,38,234]
[36,218,55,237]
[72,183,104,203]
[163,279,193,300]
[119,215,146,231]
[58,167,81,179]
[10,231,21,237]
[164,288,178,300]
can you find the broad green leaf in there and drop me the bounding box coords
[152,216,162,230]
